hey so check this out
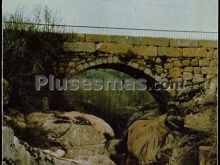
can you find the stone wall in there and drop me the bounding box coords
[50,33,217,109]
[55,34,217,87]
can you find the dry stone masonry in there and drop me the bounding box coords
[53,34,217,100]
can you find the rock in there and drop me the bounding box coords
[3,126,116,165]
[164,63,174,69]
[191,59,199,66]
[126,112,211,165]
[133,46,157,58]
[183,72,193,81]
[194,67,201,74]
[201,67,217,75]
[169,68,181,78]
[193,74,204,83]
[182,59,191,66]
[170,39,198,47]
[199,59,210,67]
[158,47,182,57]
[173,60,181,67]
[127,114,169,164]
[3,127,18,163]
[26,111,114,159]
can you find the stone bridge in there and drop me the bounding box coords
[51,33,217,112]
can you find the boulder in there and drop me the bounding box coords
[3,126,116,165]
[26,111,114,159]
[126,113,210,165]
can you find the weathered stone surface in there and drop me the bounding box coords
[131,63,139,69]
[191,59,199,66]
[183,72,193,80]
[184,67,193,72]
[158,47,182,57]
[201,67,217,75]
[164,63,174,69]
[3,127,18,162]
[63,42,96,52]
[26,111,114,159]
[155,66,163,74]
[112,56,119,63]
[82,63,89,70]
[182,59,191,66]
[209,60,217,67]
[127,113,207,165]
[110,35,140,45]
[141,37,169,46]
[144,68,152,75]
[169,68,181,78]
[193,74,204,83]
[95,58,103,65]
[86,34,111,43]
[170,39,198,47]
[3,127,116,165]
[183,48,213,57]
[96,43,132,54]
[194,67,201,74]
[155,57,162,64]
[127,115,168,164]
[133,46,157,57]
[173,60,181,67]
[198,40,217,48]
[199,59,210,66]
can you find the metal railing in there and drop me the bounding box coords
[3,21,218,40]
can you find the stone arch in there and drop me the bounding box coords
[64,55,171,113]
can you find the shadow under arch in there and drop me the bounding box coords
[78,63,171,114]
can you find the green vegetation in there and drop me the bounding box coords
[3,7,62,112]
[64,69,157,136]
[4,7,157,137]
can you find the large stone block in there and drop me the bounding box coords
[201,67,217,75]
[183,48,213,57]
[191,59,199,66]
[96,43,132,54]
[158,47,182,57]
[183,72,193,80]
[169,67,181,78]
[193,67,201,74]
[184,67,193,72]
[164,63,174,69]
[182,59,191,66]
[193,74,204,83]
[133,46,157,57]
[86,34,111,43]
[173,60,182,67]
[155,65,163,73]
[63,42,96,52]
[141,37,169,46]
[209,60,217,67]
[170,39,198,47]
[110,35,140,45]
[198,40,217,48]
[199,59,210,66]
